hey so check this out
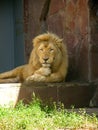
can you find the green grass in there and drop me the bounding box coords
[0,95,98,130]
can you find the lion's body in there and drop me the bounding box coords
[0,32,68,83]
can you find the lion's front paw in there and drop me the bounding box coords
[26,73,46,82]
[35,67,51,76]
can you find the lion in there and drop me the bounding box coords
[0,32,68,83]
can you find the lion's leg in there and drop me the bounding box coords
[26,67,51,82]
[0,70,20,83]
[44,61,68,82]
[0,65,25,83]
[0,70,16,79]
[35,67,51,76]
[0,77,20,83]
[44,72,65,82]
[26,72,64,83]
[26,62,68,82]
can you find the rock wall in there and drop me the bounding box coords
[89,0,98,81]
[24,0,98,82]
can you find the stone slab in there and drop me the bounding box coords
[0,82,96,108]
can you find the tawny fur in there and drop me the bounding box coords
[0,32,68,83]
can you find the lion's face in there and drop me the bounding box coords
[31,33,65,71]
[37,42,58,67]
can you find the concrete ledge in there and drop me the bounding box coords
[0,82,96,108]
[21,82,95,108]
[0,83,21,107]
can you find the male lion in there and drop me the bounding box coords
[0,32,68,83]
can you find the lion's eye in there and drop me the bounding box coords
[50,48,54,52]
[39,48,43,51]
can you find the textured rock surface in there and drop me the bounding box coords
[24,0,98,82]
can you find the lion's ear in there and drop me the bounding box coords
[32,38,40,47]
[56,39,63,49]
[32,34,48,47]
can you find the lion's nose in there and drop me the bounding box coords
[43,58,49,62]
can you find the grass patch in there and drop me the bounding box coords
[0,95,98,130]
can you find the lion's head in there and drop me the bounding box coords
[36,41,60,67]
[29,32,68,72]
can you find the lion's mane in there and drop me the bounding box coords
[0,32,68,83]
[27,32,68,82]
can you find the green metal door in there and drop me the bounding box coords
[0,0,24,72]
